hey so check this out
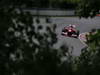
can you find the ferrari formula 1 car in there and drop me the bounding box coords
[61,25,79,38]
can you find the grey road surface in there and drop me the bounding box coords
[51,17,100,56]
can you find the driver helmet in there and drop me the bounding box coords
[72,25,76,28]
[69,24,72,27]
[69,24,76,28]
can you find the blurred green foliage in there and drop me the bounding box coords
[75,29,100,75]
[76,0,100,18]
[0,0,80,9]
[0,7,74,75]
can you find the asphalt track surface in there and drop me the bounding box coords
[51,17,100,56]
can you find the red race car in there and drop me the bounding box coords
[61,25,79,38]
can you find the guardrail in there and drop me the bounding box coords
[23,9,75,16]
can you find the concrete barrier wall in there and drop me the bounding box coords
[23,9,75,16]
